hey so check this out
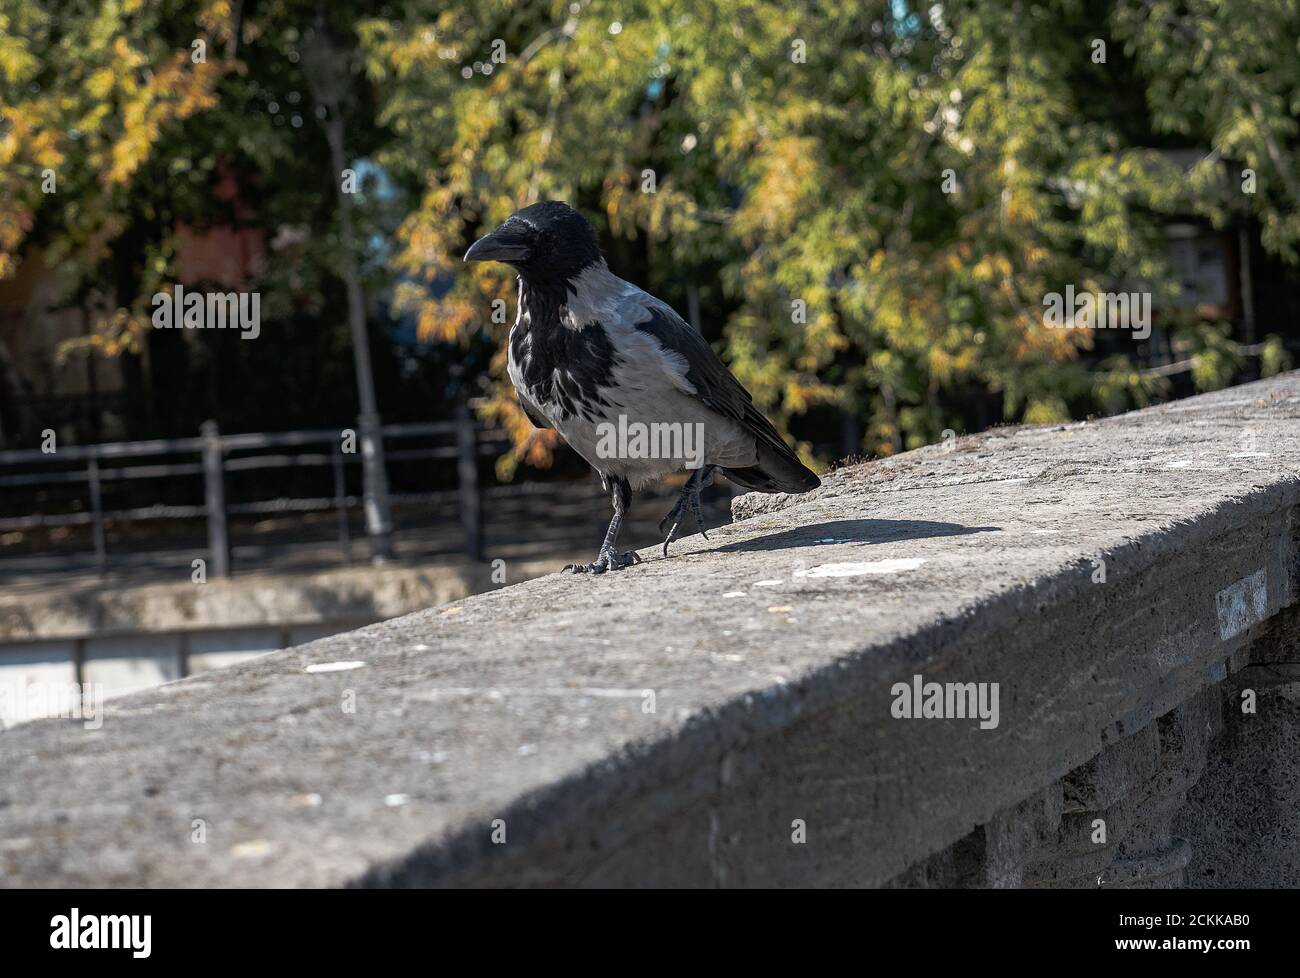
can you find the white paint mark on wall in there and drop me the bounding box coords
[1216,569,1267,640]
[794,558,927,577]
[230,839,274,859]
[304,660,366,673]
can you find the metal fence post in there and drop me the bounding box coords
[332,438,351,563]
[455,400,483,561]
[200,420,230,578]
[358,412,394,563]
[87,457,107,575]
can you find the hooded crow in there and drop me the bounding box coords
[465,200,820,574]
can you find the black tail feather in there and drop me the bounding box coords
[722,444,820,494]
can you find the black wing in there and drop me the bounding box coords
[517,394,552,431]
[634,300,819,493]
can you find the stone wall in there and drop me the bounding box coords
[1,373,1297,887]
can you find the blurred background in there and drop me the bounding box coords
[1,0,1298,719]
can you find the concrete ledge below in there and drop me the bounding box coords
[2,374,1299,887]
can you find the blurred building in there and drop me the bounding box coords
[0,164,265,449]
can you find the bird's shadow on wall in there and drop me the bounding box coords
[713,518,1000,554]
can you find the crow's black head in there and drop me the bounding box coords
[463,201,602,289]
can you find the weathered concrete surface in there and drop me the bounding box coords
[0,559,564,644]
[1,373,1298,887]
[1176,606,1300,887]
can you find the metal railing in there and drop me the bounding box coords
[0,405,504,576]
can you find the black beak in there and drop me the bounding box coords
[463,227,532,264]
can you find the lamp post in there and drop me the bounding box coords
[302,23,393,562]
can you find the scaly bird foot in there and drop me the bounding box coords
[564,549,643,575]
[659,491,709,557]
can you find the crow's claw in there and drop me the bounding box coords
[657,506,679,536]
[564,549,642,575]
[661,518,682,558]
[659,485,709,557]
[689,491,709,540]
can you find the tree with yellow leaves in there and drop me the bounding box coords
[361,0,1296,464]
[3,0,1296,465]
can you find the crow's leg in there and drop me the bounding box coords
[564,476,643,574]
[659,465,715,557]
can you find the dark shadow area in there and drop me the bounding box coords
[714,519,1001,554]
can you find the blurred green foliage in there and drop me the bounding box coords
[1,0,1297,464]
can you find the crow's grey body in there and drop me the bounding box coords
[509,264,763,489]
[465,200,819,573]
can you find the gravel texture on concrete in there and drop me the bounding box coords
[2,373,1298,887]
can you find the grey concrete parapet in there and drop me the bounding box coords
[0,559,562,644]
[2,373,1299,887]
